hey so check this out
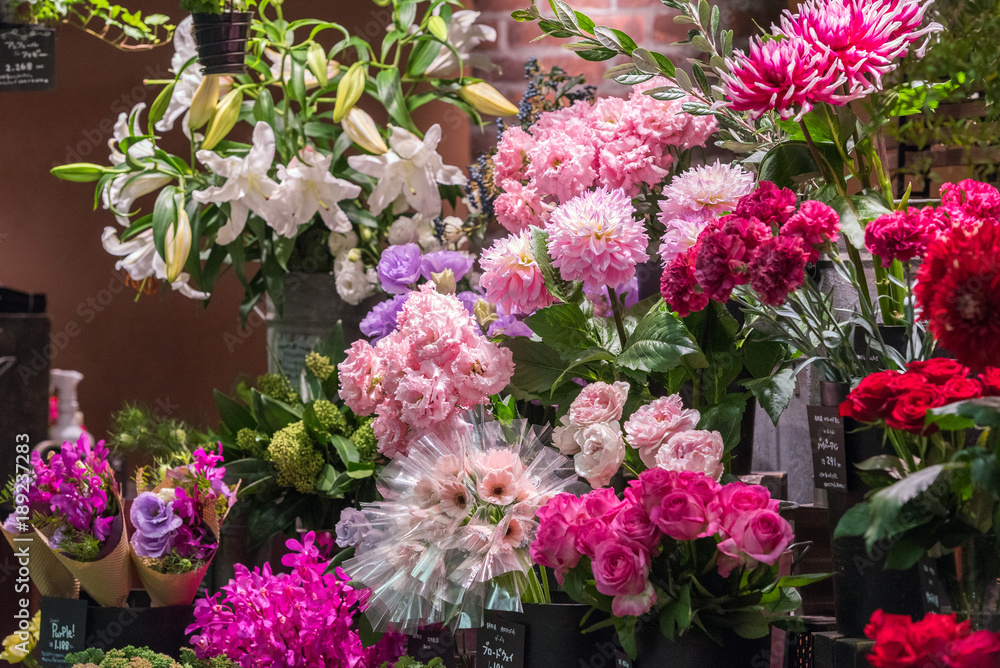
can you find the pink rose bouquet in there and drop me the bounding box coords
[531,469,817,657]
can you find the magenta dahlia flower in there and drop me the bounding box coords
[721,35,849,120]
[547,187,649,291]
[480,229,556,315]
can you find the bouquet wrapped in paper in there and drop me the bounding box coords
[129,445,236,607]
[338,410,584,633]
[15,436,129,606]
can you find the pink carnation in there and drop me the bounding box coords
[525,133,597,203]
[660,244,710,318]
[569,381,630,425]
[749,235,809,306]
[493,126,534,186]
[480,229,556,315]
[623,395,701,468]
[693,221,758,302]
[864,209,939,266]
[940,179,1000,221]
[547,187,649,291]
[658,161,755,222]
[781,199,840,261]
[735,181,798,227]
[721,35,849,121]
[596,134,669,196]
[627,77,717,153]
[338,340,382,414]
[493,180,552,234]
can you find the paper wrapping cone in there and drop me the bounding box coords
[1,528,79,599]
[37,506,132,607]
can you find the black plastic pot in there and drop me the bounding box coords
[632,625,771,668]
[821,381,925,638]
[190,12,252,75]
[491,596,617,668]
[82,591,194,658]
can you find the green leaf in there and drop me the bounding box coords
[834,502,872,539]
[375,68,417,133]
[758,142,830,190]
[885,535,932,571]
[659,582,693,641]
[255,391,304,434]
[698,394,747,453]
[729,610,771,639]
[330,433,360,467]
[742,368,796,426]
[503,337,571,397]
[774,573,832,588]
[574,46,618,61]
[253,88,275,125]
[525,303,600,355]
[151,185,179,260]
[616,617,638,660]
[929,397,1000,431]
[148,81,176,134]
[617,300,705,373]
[865,464,957,546]
[214,389,257,432]
[529,227,574,302]
[631,47,660,74]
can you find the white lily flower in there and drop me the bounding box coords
[156,17,201,133]
[193,121,288,245]
[264,48,339,90]
[101,227,209,300]
[423,10,496,78]
[103,103,172,225]
[275,146,361,236]
[347,124,465,218]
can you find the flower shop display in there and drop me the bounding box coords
[129,446,237,607]
[865,610,1000,668]
[186,531,407,667]
[50,0,508,322]
[530,469,820,662]
[338,410,583,633]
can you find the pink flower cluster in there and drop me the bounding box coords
[338,285,514,458]
[492,78,716,234]
[661,182,840,315]
[530,471,793,617]
[722,0,941,119]
[623,395,723,479]
[553,381,630,488]
[187,532,405,668]
[26,435,117,546]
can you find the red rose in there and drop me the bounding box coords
[979,368,1000,396]
[887,383,942,433]
[939,377,983,404]
[946,629,1000,668]
[909,613,966,658]
[907,358,971,384]
[840,370,903,423]
[866,610,924,667]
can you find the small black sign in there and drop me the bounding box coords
[807,405,848,492]
[615,649,632,668]
[917,558,946,614]
[0,24,55,92]
[407,627,457,668]
[476,617,525,668]
[39,596,87,668]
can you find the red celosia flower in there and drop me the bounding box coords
[915,218,1000,371]
[720,35,850,121]
[748,235,809,306]
[940,179,1000,221]
[735,182,798,227]
[661,244,710,317]
[865,208,943,267]
[781,200,840,261]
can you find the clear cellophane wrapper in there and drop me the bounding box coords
[129,478,239,607]
[36,490,132,607]
[344,411,584,634]
[2,526,80,599]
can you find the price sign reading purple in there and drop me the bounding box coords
[807,405,848,492]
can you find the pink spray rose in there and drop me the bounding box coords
[592,540,657,617]
[610,504,661,553]
[718,482,780,533]
[717,508,794,577]
[623,395,701,467]
[649,489,719,541]
[574,423,627,489]
[569,381,630,426]
[654,429,725,480]
[530,493,588,582]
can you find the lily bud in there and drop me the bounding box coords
[50,163,106,182]
[201,88,244,151]
[431,269,457,294]
[474,299,498,328]
[342,107,388,154]
[165,209,192,283]
[306,43,330,89]
[188,74,221,130]
[458,82,519,117]
[333,62,367,123]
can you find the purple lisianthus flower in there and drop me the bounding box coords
[585,276,640,317]
[456,291,480,316]
[419,250,475,281]
[335,507,371,549]
[2,512,23,534]
[360,295,407,341]
[50,527,66,550]
[130,491,182,559]
[377,243,423,294]
[488,313,534,338]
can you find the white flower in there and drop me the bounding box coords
[388,215,418,245]
[574,422,626,489]
[347,124,465,218]
[264,48,339,90]
[193,122,288,245]
[276,146,361,236]
[552,414,582,456]
[423,10,496,78]
[654,430,724,481]
[103,103,172,225]
[334,251,377,305]
[101,227,209,300]
[327,230,358,257]
[156,17,202,133]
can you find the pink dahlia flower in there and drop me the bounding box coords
[547,187,649,291]
[749,235,810,306]
[658,161,756,222]
[480,229,556,315]
[659,210,715,267]
[721,35,849,121]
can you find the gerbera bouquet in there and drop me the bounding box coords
[129,445,237,606]
[531,469,818,656]
[50,0,507,315]
[337,412,583,633]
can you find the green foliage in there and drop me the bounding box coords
[180,0,253,14]
[382,658,445,668]
[10,0,174,50]
[178,648,239,668]
[107,402,206,460]
[68,645,181,668]
[255,373,301,405]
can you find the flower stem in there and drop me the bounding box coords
[607,287,628,350]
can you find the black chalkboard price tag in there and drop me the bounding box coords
[477,617,525,668]
[39,596,87,668]
[407,627,457,668]
[917,558,946,613]
[0,24,56,92]
[807,405,848,492]
[615,649,632,668]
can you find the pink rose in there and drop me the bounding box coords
[625,468,679,513]
[574,423,626,489]
[593,541,657,617]
[583,487,627,520]
[654,429,725,480]
[576,517,617,558]
[569,381,631,425]
[673,471,723,506]
[649,489,719,541]
[338,340,383,414]
[717,508,793,577]
[552,415,582,456]
[611,504,661,552]
[531,494,589,583]
[718,483,779,533]
[624,395,700,467]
